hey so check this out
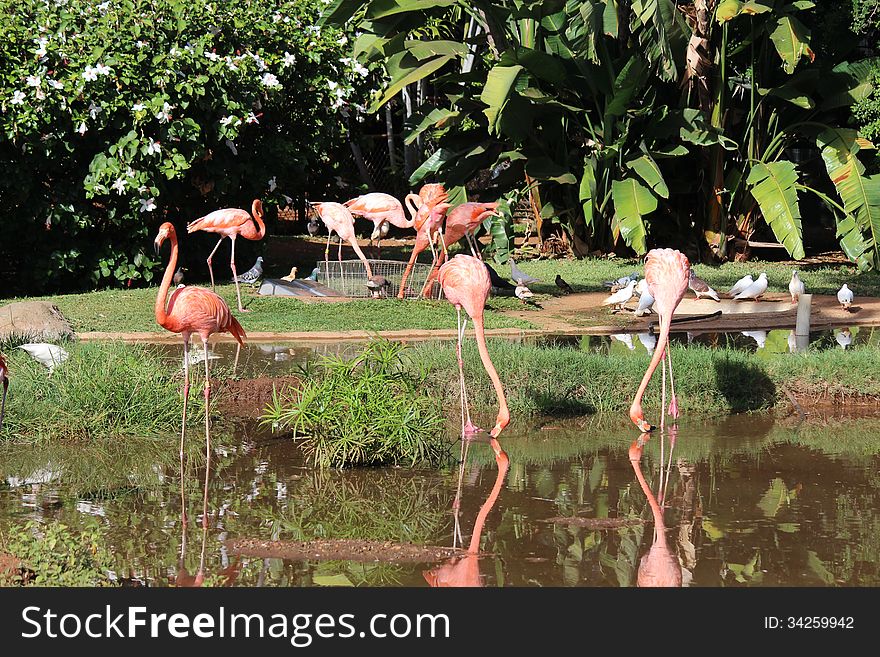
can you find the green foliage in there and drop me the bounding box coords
[261,339,449,468]
[0,341,202,443]
[1,520,115,586]
[1,0,372,294]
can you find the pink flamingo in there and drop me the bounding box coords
[630,248,691,432]
[344,192,421,256]
[0,354,7,432]
[186,199,267,312]
[423,437,509,587]
[310,202,374,280]
[629,435,683,587]
[154,222,247,529]
[396,201,451,299]
[439,254,510,444]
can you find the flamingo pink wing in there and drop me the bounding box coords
[438,255,490,319]
[167,287,246,344]
[187,208,251,233]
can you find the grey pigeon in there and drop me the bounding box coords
[234,256,264,286]
[688,270,720,301]
[307,215,320,237]
[366,275,392,298]
[510,259,539,286]
[306,266,320,282]
[603,271,640,289]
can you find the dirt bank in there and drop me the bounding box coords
[225,538,462,564]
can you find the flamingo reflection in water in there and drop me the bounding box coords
[629,429,683,588]
[423,437,509,587]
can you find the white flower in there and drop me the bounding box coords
[225,57,238,72]
[94,63,111,75]
[47,78,63,90]
[139,197,157,213]
[97,1,110,14]
[306,25,321,35]
[125,167,136,178]
[282,52,296,67]
[35,38,48,57]
[204,50,220,61]
[76,121,87,135]
[220,115,240,127]
[339,57,352,66]
[260,72,281,88]
[169,47,179,57]
[132,102,145,112]
[111,177,127,194]
[245,112,259,125]
[136,41,147,49]
[82,66,98,82]
[353,62,369,77]
[337,36,348,46]
[272,12,282,23]
[155,102,172,123]
[88,101,102,119]
[147,138,161,156]
[327,80,338,91]
[10,90,26,105]
[267,176,277,192]
[249,53,267,71]
[26,75,41,87]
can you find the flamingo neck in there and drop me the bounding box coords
[155,230,178,328]
[471,315,510,437]
[630,452,668,547]
[404,194,422,227]
[631,313,672,426]
[467,440,509,554]
[251,200,266,239]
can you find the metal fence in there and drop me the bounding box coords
[319,259,440,299]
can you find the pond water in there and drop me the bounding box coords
[150,325,880,379]
[2,414,879,587]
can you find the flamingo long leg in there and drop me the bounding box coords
[230,235,246,312]
[660,344,667,433]
[181,337,191,528]
[206,237,225,291]
[202,336,212,530]
[325,230,332,275]
[0,378,7,433]
[452,305,468,543]
[338,236,343,262]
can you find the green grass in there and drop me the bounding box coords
[514,255,880,297]
[410,339,880,422]
[0,285,534,334]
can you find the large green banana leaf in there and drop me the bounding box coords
[611,177,658,254]
[746,161,804,259]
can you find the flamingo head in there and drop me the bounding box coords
[154,222,176,254]
[489,406,510,439]
[629,403,655,433]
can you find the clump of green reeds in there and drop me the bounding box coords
[0,341,201,443]
[261,338,449,468]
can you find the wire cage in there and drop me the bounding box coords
[319,259,441,299]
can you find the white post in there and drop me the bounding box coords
[795,293,811,336]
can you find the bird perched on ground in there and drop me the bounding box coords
[836,328,852,349]
[366,275,392,299]
[741,330,767,349]
[634,279,655,316]
[688,270,720,301]
[0,353,7,432]
[603,271,640,289]
[305,267,320,282]
[485,263,514,291]
[734,272,768,300]
[555,274,574,295]
[280,266,298,282]
[17,343,69,375]
[306,214,320,237]
[837,283,854,311]
[788,270,805,304]
[510,259,539,286]
[515,285,539,306]
[602,279,637,311]
[233,256,264,287]
[728,274,753,297]
[187,198,266,312]
[173,267,187,286]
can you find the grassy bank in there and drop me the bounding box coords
[0,285,533,334]
[0,342,203,444]
[410,340,880,422]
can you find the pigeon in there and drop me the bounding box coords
[728,274,753,297]
[173,267,187,286]
[634,281,655,316]
[637,332,657,354]
[515,285,536,305]
[837,283,854,311]
[510,259,539,286]
[734,272,768,300]
[366,275,392,298]
[555,274,574,294]
[305,266,321,282]
[234,256,264,286]
[485,263,515,290]
[611,333,635,351]
[17,343,69,375]
[788,270,805,304]
[281,266,299,282]
[741,330,767,349]
[688,270,720,301]
[601,279,637,310]
[603,271,640,289]
[307,215,321,237]
[835,329,852,349]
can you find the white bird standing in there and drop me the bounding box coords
[835,329,852,349]
[634,279,655,316]
[514,284,535,304]
[17,343,69,375]
[741,330,767,349]
[788,270,805,304]
[837,284,854,311]
[688,270,720,301]
[728,274,753,297]
[601,279,637,311]
[734,272,768,300]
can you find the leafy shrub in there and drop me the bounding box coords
[0,0,373,294]
[261,339,449,468]
[1,520,115,586]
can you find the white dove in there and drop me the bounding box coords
[835,329,852,349]
[788,270,805,304]
[17,343,69,375]
[728,274,753,297]
[734,272,768,300]
[634,281,655,316]
[741,330,767,349]
[611,333,635,351]
[601,279,637,310]
[837,284,854,310]
[637,332,657,354]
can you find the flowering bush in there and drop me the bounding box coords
[0,0,372,293]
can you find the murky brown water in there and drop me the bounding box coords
[3,414,879,586]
